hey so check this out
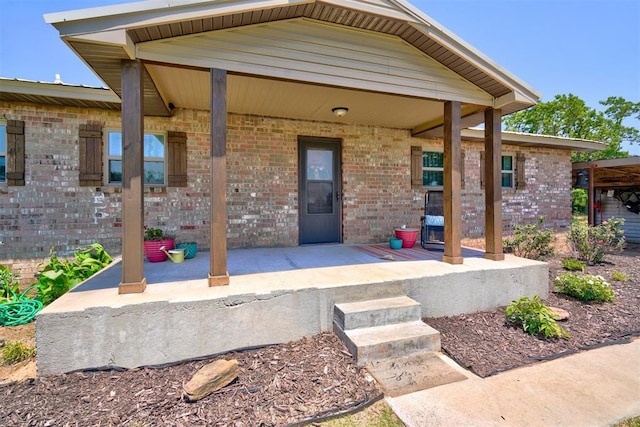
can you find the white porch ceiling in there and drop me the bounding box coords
[146,64,445,128]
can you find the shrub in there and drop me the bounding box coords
[0,265,20,304]
[611,271,629,282]
[505,296,569,339]
[567,218,625,264]
[561,258,586,272]
[571,188,587,214]
[36,243,113,306]
[503,217,556,260]
[1,341,35,365]
[554,273,615,302]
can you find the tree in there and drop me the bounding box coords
[503,94,640,161]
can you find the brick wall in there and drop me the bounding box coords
[0,101,572,278]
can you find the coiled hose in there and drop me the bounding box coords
[0,286,43,326]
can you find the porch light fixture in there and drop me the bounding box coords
[332,107,349,117]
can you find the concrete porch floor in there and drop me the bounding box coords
[36,244,549,375]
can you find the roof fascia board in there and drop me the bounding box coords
[461,128,606,152]
[66,29,136,59]
[45,0,314,37]
[573,157,640,169]
[0,79,120,103]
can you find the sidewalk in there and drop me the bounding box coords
[387,338,640,427]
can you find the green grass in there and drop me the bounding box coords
[1,340,36,364]
[320,402,404,427]
[613,417,640,427]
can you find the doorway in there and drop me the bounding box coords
[298,137,342,244]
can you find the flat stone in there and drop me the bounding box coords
[183,359,238,402]
[549,306,570,321]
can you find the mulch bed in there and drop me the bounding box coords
[1,248,638,425]
[0,333,381,426]
[425,249,640,377]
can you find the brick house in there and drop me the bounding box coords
[1,0,601,290]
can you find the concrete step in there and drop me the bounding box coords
[334,296,421,330]
[334,320,441,365]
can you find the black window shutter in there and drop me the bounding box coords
[6,120,25,186]
[168,131,187,187]
[79,123,103,187]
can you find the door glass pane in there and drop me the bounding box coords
[307,149,333,181]
[307,182,333,214]
[423,170,444,186]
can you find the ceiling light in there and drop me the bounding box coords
[332,107,349,117]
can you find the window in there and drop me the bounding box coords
[422,151,443,186]
[0,123,6,182]
[105,130,166,185]
[501,155,514,188]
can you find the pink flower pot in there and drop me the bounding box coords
[394,228,419,248]
[144,239,175,262]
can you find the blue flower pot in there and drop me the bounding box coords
[389,237,403,250]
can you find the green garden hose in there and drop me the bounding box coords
[0,286,43,326]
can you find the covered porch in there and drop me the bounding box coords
[36,244,548,374]
[44,0,541,294]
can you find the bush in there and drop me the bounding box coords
[503,217,556,260]
[571,188,587,214]
[505,296,569,339]
[611,271,629,282]
[554,273,615,302]
[561,258,586,272]
[0,265,20,304]
[567,218,625,264]
[1,341,35,365]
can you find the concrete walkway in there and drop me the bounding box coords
[387,338,640,427]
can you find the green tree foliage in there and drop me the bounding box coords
[503,94,640,162]
[571,188,587,214]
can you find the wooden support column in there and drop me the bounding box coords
[484,108,505,261]
[442,101,463,264]
[209,68,230,286]
[587,166,595,225]
[119,60,147,294]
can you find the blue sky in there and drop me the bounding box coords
[1,0,638,153]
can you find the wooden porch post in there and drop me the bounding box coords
[119,59,147,293]
[209,68,230,286]
[484,108,505,261]
[587,166,595,225]
[442,101,463,264]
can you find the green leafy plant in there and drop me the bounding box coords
[554,273,615,302]
[505,296,570,339]
[571,188,587,215]
[611,271,629,282]
[36,243,113,306]
[567,218,625,264]
[561,257,586,272]
[503,217,556,260]
[0,265,20,304]
[1,341,35,365]
[144,227,165,241]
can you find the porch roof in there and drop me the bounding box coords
[44,0,540,135]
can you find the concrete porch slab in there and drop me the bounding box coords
[36,245,548,375]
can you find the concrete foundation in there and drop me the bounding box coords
[36,246,547,375]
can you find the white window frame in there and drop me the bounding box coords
[501,154,515,189]
[422,151,444,187]
[104,129,167,186]
[0,120,6,183]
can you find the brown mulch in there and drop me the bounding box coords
[425,248,640,378]
[1,247,638,425]
[0,333,381,426]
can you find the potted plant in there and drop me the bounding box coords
[144,227,175,262]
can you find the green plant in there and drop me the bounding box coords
[1,341,35,365]
[567,218,625,264]
[561,257,586,272]
[36,243,113,306]
[571,188,587,214]
[611,271,629,282]
[554,273,616,302]
[0,265,20,304]
[505,296,570,339]
[144,227,165,241]
[503,217,556,260]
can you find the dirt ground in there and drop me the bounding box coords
[1,245,638,425]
